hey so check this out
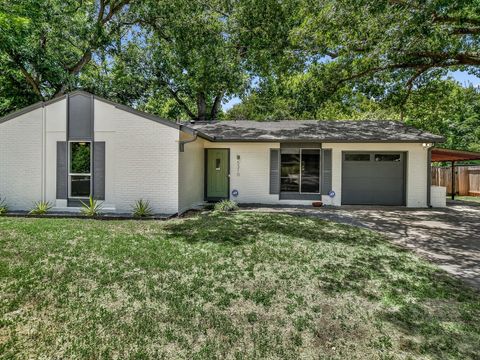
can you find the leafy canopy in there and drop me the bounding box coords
[0,0,131,114]
[1,0,480,151]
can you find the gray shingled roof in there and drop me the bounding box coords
[186,120,444,143]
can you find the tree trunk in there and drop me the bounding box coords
[197,92,207,121]
[210,92,224,121]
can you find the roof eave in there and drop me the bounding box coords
[198,137,445,143]
[0,95,67,125]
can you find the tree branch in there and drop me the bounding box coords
[407,51,480,66]
[102,0,131,25]
[433,14,480,27]
[451,27,480,35]
[8,53,43,100]
[163,84,197,120]
[400,65,430,120]
[54,0,131,97]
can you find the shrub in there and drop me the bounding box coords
[0,195,8,215]
[132,199,153,218]
[29,201,53,215]
[203,203,215,211]
[80,197,103,217]
[214,200,239,212]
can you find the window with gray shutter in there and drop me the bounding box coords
[56,142,68,199]
[269,149,280,194]
[93,142,106,200]
[321,149,332,195]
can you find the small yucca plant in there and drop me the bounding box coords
[0,195,8,215]
[80,197,103,217]
[214,200,239,212]
[29,201,53,215]
[132,199,153,218]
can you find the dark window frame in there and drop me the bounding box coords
[374,154,402,162]
[280,148,321,194]
[68,141,92,199]
[344,153,371,162]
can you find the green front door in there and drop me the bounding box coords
[206,149,229,200]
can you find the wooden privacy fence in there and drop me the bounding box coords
[432,166,480,196]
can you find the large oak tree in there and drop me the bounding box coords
[291,0,480,96]
[0,0,131,114]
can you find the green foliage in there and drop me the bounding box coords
[1,0,480,154]
[0,0,131,115]
[131,199,153,218]
[214,200,239,212]
[29,201,52,215]
[70,143,91,174]
[404,80,480,152]
[120,0,249,121]
[79,44,152,109]
[0,195,8,215]
[80,197,103,217]
[289,0,480,91]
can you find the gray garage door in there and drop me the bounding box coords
[342,152,405,205]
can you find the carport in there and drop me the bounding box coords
[431,148,480,200]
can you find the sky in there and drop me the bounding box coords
[449,70,480,87]
[222,70,480,111]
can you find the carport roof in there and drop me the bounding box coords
[431,148,480,162]
[187,120,445,143]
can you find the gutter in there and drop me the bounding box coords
[179,131,198,152]
[180,124,215,142]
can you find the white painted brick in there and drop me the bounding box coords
[0,109,43,210]
[95,100,180,214]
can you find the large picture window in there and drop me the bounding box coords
[280,149,320,193]
[69,142,91,198]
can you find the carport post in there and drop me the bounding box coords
[451,161,455,200]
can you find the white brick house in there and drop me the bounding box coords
[0,91,444,214]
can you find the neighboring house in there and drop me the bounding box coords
[0,91,444,214]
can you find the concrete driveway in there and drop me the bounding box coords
[245,201,480,290]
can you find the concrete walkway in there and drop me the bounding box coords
[244,201,480,290]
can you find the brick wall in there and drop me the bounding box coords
[0,109,43,210]
[94,100,180,214]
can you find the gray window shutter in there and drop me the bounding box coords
[321,149,332,195]
[93,142,106,200]
[56,141,68,199]
[269,149,280,194]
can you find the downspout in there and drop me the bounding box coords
[179,131,198,152]
[41,104,47,202]
[427,145,432,207]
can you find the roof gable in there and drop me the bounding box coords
[0,90,180,130]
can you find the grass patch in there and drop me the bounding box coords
[452,196,480,204]
[0,212,479,359]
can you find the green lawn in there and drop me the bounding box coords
[453,196,480,204]
[0,212,479,359]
